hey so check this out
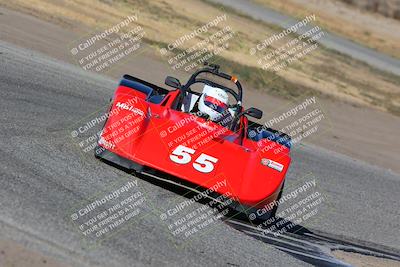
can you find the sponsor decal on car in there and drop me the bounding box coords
[261,158,284,172]
[116,101,144,116]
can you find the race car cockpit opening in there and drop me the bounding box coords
[165,63,264,133]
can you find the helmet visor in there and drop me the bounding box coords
[204,95,228,114]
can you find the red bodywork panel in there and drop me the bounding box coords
[98,83,291,209]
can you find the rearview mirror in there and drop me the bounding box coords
[243,107,263,119]
[165,76,181,89]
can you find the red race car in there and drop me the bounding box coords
[95,63,291,220]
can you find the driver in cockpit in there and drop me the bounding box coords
[197,85,234,127]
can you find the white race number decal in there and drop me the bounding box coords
[170,145,218,173]
[169,145,195,164]
[193,154,218,173]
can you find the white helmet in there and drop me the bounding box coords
[198,85,229,121]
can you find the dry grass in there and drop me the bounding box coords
[338,0,400,20]
[1,0,400,115]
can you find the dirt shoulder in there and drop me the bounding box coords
[0,240,71,267]
[332,250,400,267]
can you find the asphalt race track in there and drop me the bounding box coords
[1,41,400,266]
